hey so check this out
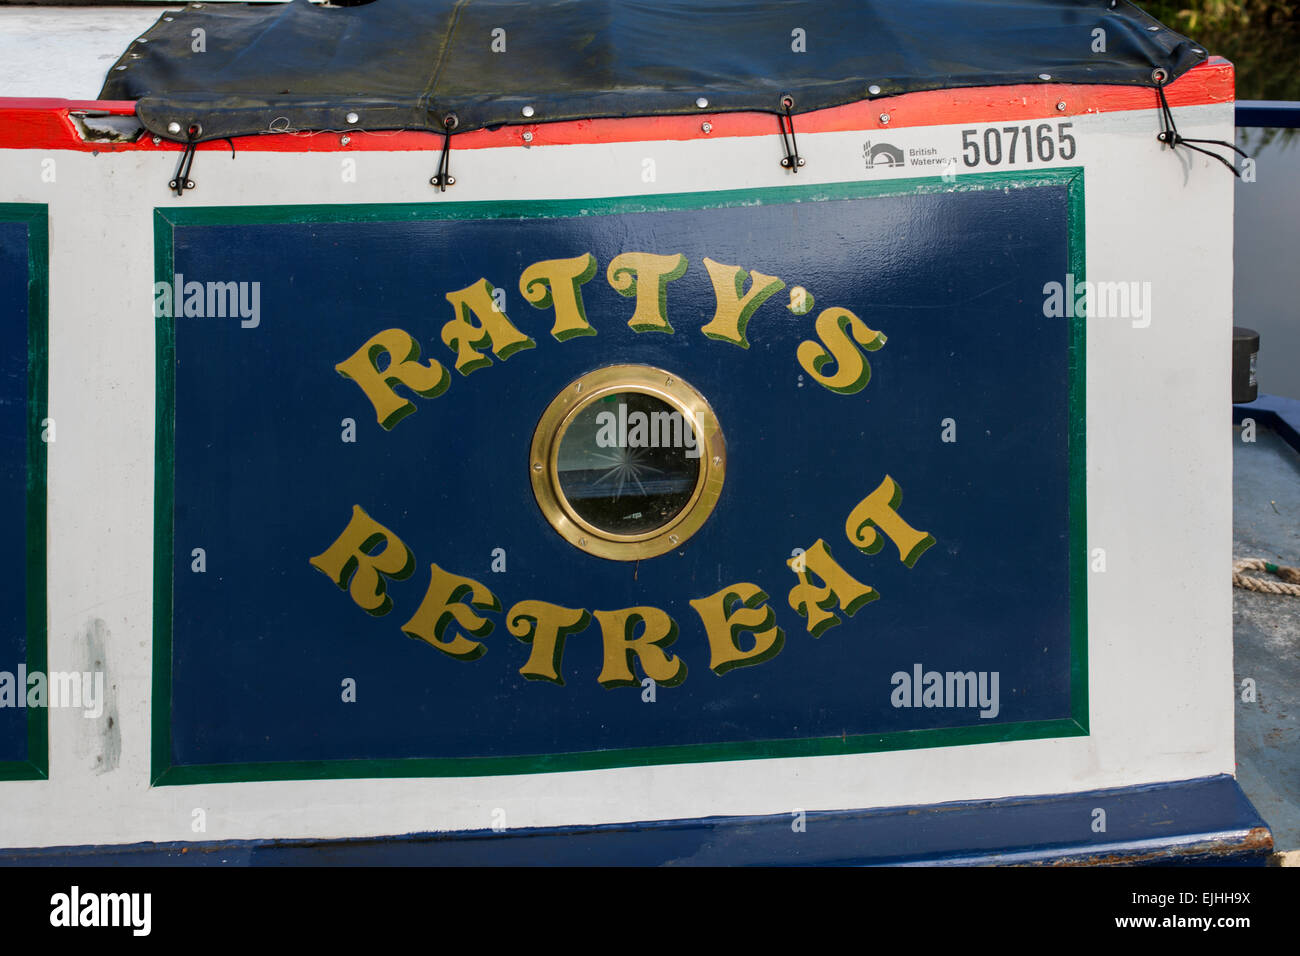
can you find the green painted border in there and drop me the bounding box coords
[1065,171,1089,737]
[152,213,176,790]
[151,171,1087,786]
[0,204,49,782]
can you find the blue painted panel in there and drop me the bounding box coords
[158,176,1084,777]
[0,219,32,766]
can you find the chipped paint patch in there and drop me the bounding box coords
[72,618,119,774]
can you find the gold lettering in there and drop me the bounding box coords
[689,583,784,675]
[593,607,686,688]
[335,328,450,429]
[606,252,688,333]
[786,539,877,636]
[845,475,935,567]
[699,258,785,348]
[401,563,500,660]
[796,307,886,394]
[308,505,415,616]
[507,600,591,685]
[519,254,599,341]
[442,278,535,375]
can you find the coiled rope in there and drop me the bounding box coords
[1233,558,1300,597]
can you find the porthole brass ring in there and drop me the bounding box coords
[529,365,726,561]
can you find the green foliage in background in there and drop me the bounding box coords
[1138,0,1300,101]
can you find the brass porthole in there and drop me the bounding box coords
[530,365,726,560]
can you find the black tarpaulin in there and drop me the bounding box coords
[100,0,1207,144]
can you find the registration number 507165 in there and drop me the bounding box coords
[961,122,1077,167]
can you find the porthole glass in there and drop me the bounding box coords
[556,390,701,535]
[530,366,725,560]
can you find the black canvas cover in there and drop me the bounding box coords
[100,0,1207,144]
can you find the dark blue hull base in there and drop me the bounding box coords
[0,774,1271,866]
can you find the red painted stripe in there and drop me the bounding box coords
[0,59,1234,153]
